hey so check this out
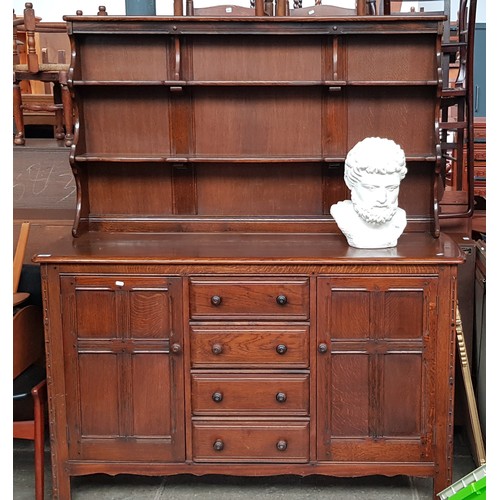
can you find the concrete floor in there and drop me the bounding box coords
[13,430,478,499]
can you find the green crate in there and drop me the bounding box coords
[438,465,486,500]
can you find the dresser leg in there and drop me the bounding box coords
[433,469,451,499]
[51,467,71,500]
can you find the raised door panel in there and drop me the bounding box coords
[317,276,437,462]
[60,275,184,462]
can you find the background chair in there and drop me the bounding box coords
[185,0,264,15]
[13,2,73,146]
[13,222,47,500]
[13,307,47,500]
[438,0,477,217]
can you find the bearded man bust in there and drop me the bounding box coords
[330,137,408,249]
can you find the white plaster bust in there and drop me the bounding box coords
[330,137,408,249]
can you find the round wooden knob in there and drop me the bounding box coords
[276,344,287,355]
[276,295,288,305]
[276,392,287,403]
[276,440,288,451]
[318,343,328,353]
[212,392,223,403]
[212,343,223,355]
[211,295,222,306]
[213,439,224,451]
[171,343,182,353]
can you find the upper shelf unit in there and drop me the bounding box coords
[64,15,445,236]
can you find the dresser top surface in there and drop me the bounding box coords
[32,231,463,265]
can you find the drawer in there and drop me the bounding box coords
[474,166,486,179]
[191,372,309,415]
[474,123,486,139]
[189,277,309,320]
[474,149,486,162]
[192,420,309,462]
[190,324,309,368]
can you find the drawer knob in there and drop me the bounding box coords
[171,343,182,353]
[212,343,223,355]
[212,392,223,403]
[276,295,288,305]
[211,295,222,306]
[213,439,224,451]
[276,344,287,355]
[318,343,328,354]
[276,392,287,403]
[276,440,288,451]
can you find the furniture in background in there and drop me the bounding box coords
[473,240,486,443]
[438,0,477,224]
[470,118,486,198]
[14,222,31,306]
[13,222,47,500]
[13,307,46,500]
[13,2,73,146]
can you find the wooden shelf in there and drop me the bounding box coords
[74,154,439,163]
[72,79,438,87]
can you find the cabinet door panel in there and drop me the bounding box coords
[79,353,119,437]
[330,353,369,437]
[382,353,422,436]
[132,353,175,437]
[317,276,437,462]
[130,290,171,338]
[383,291,423,339]
[75,289,117,338]
[61,275,184,462]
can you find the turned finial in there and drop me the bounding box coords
[98,6,108,15]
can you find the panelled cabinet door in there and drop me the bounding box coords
[317,276,438,463]
[60,275,184,462]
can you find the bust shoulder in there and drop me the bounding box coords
[330,200,355,226]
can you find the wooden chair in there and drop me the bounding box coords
[438,0,477,219]
[13,308,47,500]
[13,2,73,146]
[288,0,375,16]
[288,1,357,17]
[186,0,264,16]
[13,222,47,500]
[383,0,477,220]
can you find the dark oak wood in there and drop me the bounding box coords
[34,13,464,500]
[63,15,445,237]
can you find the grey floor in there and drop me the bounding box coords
[13,430,478,500]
